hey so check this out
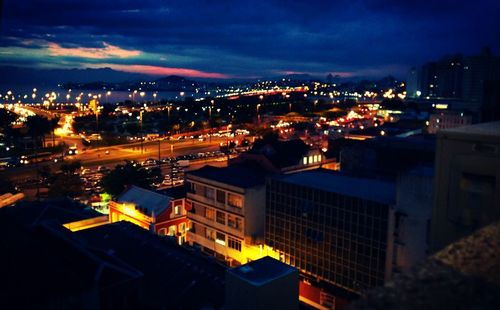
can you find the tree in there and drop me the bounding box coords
[60,161,82,175]
[0,109,16,130]
[48,173,84,198]
[46,161,82,198]
[26,115,52,147]
[102,161,160,196]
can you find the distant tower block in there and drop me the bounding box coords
[225,256,299,310]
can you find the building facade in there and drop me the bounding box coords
[431,121,500,252]
[407,48,500,121]
[109,186,189,244]
[427,111,472,134]
[265,170,396,308]
[186,164,277,266]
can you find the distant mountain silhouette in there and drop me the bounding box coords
[0,66,149,86]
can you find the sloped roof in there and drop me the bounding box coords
[249,139,309,169]
[117,185,171,216]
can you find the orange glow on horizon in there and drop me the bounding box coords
[98,63,230,79]
[48,42,141,59]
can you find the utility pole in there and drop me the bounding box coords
[140,110,144,154]
[158,138,161,167]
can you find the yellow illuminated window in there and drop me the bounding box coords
[228,193,243,208]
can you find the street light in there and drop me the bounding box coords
[106,91,111,103]
[153,92,157,103]
[256,103,261,124]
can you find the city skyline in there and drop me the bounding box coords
[1,0,500,81]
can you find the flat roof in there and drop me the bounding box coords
[442,121,500,138]
[275,170,396,205]
[227,256,297,286]
[187,163,267,188]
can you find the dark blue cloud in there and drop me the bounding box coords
[1,0,499,78]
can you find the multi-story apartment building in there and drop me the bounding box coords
[186,164,277,266]
[265,170,397,308]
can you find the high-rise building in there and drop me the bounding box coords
[431,121,500,252]
[406,48,500,121]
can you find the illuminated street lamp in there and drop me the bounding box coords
[106,91,111,103]
[256,103,262,124]
[167,105,172,122]
[153,92,157,103]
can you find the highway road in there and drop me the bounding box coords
[1,137,228,182]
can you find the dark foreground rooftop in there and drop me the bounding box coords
[0,201,226,309]
[349,221,500,310]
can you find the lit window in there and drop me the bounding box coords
[303,157,307,165]
[309,155,313,164]
[215,232,226,245]
[158,228,166,236]
[174,205,181,215]
[205,228,215,240]
[228,193,243,208]
[168,225,176,236]
[205,208,215,220]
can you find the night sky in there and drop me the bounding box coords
[1,0,500,80]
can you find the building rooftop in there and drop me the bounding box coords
[441,121,500,138]
[157,185,187,199]
[76,222,227,309]
[0,205,142,309]
[0,201,227,309]
[188,163,267,189]
[277,169,396,205]
[117,185,171,216]
[248,138,310,169]
[0,198,101,226]
[227,256,297,286]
